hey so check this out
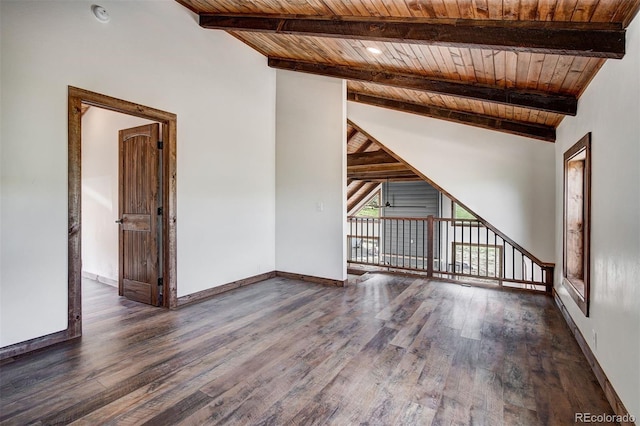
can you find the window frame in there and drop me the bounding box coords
[354,190,381,218]
[451,242,503,278]
[562,132,591,316]
[451,201,480,227]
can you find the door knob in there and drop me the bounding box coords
[115,219,123,224]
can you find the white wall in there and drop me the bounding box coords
[276,70,347,281]
[82,108,153,285]
[438,194,533,282]
[0,0,276,347]
[348,103,556,263]
[554,16,640,418]
[0,0,3,321]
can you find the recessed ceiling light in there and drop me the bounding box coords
[91,5,110,23]
[366,47,382,55]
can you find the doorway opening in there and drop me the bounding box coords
[82,109,164,305]
[68,87,177,340]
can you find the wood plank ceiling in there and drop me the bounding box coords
[178,0,640,142]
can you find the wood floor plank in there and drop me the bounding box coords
[140,390,212,426]
[5,286,325,415]
[432,337,480,424]
[0,275,617,425]
[413,346,455,410]
[503,357,538,412]
[389,298,435,348]
[470,367,504,424]
[248,319,383,425]
[503,402,540,425]
[70,346,240,425]
[460,287,488,340]
[374,278,424,321]
[330,343,406,424]
[214,313,383,424]
[394,400,437,425]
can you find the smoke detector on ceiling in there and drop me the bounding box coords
[91,5,110,23]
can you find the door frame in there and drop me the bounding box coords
[0,86,178,360]
[68,86,178,335]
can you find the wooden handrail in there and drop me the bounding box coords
[347,215,555,281]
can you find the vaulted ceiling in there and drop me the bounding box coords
[177,0,640,142]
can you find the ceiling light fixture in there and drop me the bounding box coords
[366,47,382,55]
[91,5,110,23]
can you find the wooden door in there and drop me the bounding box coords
[118,123,161,306]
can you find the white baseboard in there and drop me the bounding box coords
[82,271,118,288]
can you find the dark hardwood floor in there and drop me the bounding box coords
[0,275,612,425]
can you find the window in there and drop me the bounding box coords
[452,201,478,225]
[356,192,381,217]
[563,133,591,316]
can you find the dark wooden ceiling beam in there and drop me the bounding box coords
[348,91,556,142]
[354,139,374,153]
[350,177,424,182]
[348,150,398,167]
[347,181,367,199]
[348,169,419,180]
[346,127,359,144]
[269,58,577,115]
[200,14,625,58]
[348,162,409,172]
[348,183,378,213]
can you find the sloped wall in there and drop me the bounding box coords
[348,103,556,263]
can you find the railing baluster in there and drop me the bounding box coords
[492,231,502,283]
[485,226,489,277]
[427,216,434,277]
[461,223,464,274]
[529,259,535,281]
[354,217,357,262]
[366,217,370,264]
[352,217,356,263]
[512,245,515,280]
[433,220,438,272]
[423,219,426,270]
[433,219,442,272]
[477,222,480,277]
[414,219,418,269]
[469,221,473,275]
[360,217,363,263]
[402,219,405,269]
[409,220,412,269]
[375,218,379,265]
[359,217,362,263]
[395,219,400,266]
[381,218,385,267]
[346,215,550,291]
[349,218,358,261]
[445,220,449,276]
[452,223,456,275]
